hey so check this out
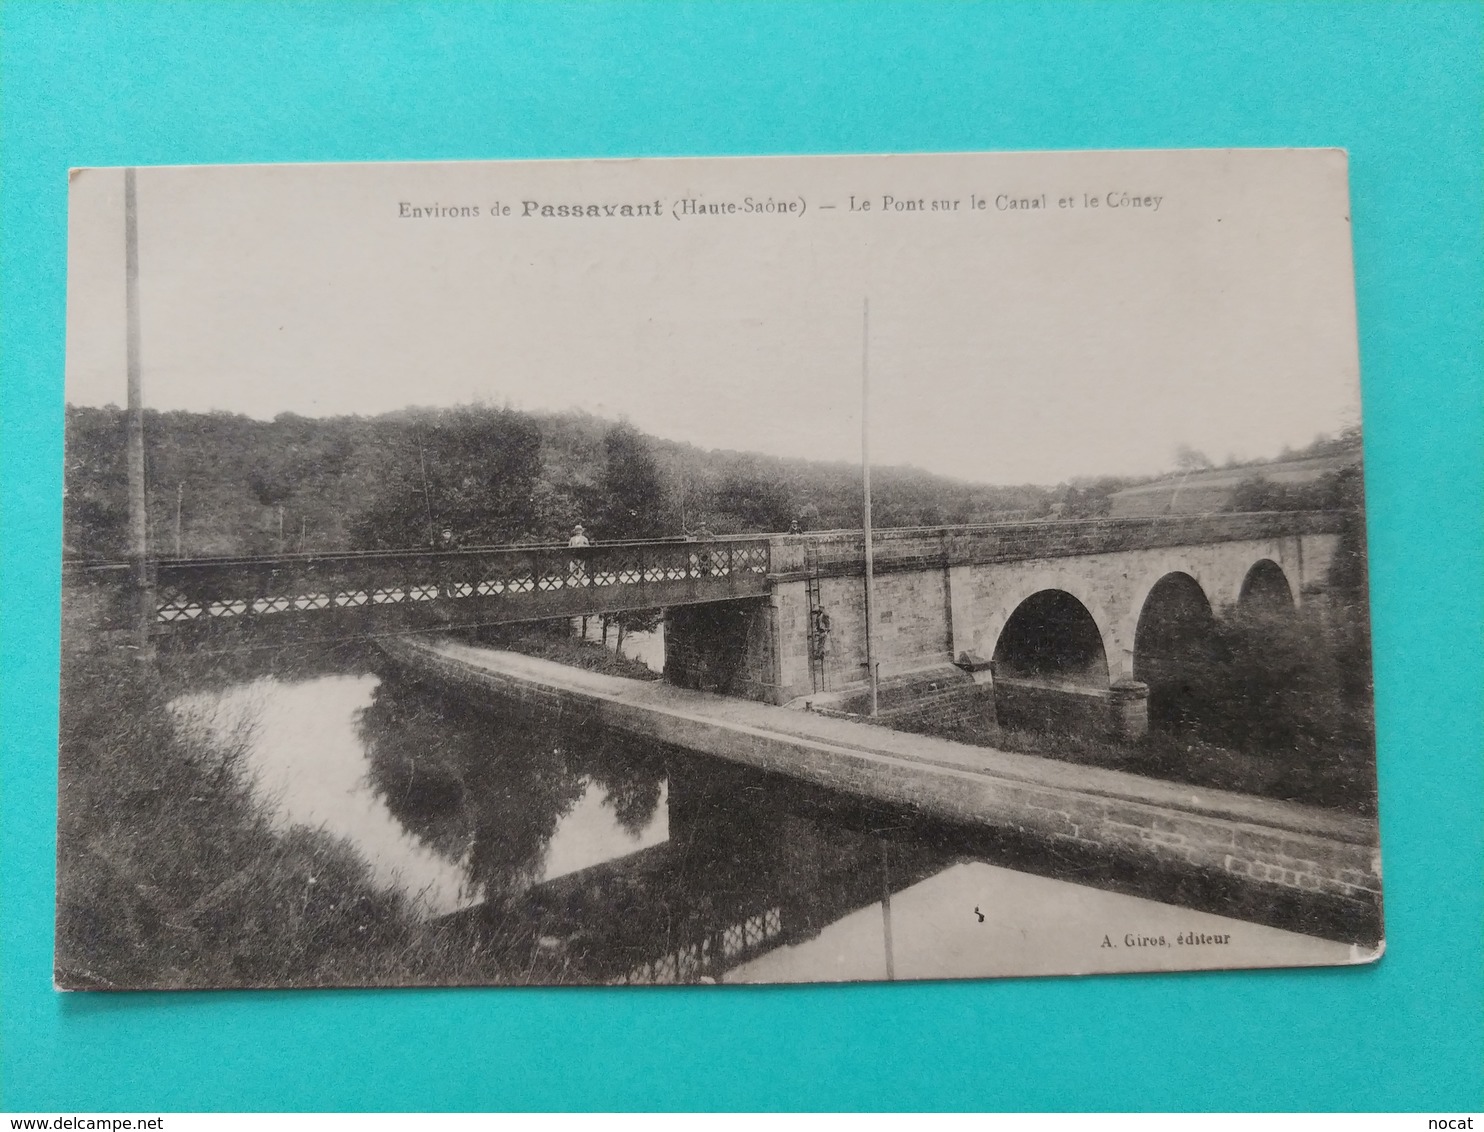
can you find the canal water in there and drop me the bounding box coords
[171,640,1359,985]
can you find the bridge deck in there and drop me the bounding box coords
[64,511,1347,648]
[69,537,771,648]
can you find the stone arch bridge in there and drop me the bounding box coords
[73,510,1345,738]
[662,511,1346,737]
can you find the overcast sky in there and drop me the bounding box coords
[66,149,1362,485]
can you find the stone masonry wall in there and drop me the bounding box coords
[664,599,779,702]
[946,534,1337,684]
[382,636,1382,934]
[771,572,958,703]
[994,678,1111,736]
[810,666,996,732]
[769,526,1340,703]
[814,569,953,689]
[726,712,1383,914]
[768,512,1345,579]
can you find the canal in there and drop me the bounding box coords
[169,637,1359,986]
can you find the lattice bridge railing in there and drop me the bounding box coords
[69,538,772,647]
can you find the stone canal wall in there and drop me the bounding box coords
[381,637,1382,929]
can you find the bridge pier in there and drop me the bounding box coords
[1109,679,1151,739]
[662,598,781,703]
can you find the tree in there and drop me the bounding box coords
[62,407,129,557]
[1173,445,1215,473]
[596,422,668,540]
[1229,467,1356,515]
[712,471,794,533]
[588,423,670,640]
[247,468,298,507]
[348,407,543,549]
[1175,606,1350,761]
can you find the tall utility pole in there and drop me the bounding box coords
[174,482,183,557]
[862,298,878,717]
[416,424,436,547]
[124,167,152,657]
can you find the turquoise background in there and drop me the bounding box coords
[2,0,1480,1112]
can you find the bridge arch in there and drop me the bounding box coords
[1238,558,1295,615]
[1117,559,1220,660]
[1132,571,1221,730]
[976,571,1121,685]
[991,588,1111,689]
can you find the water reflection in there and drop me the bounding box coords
[175,658,1358,984]
[513,759,953,984]
[172,667,669,918]
[358,676,668,907]
[172,674,476,915]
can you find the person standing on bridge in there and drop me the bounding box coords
[692,521,716,577]
[567,524,590,589]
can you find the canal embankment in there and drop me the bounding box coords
[381,635,1384,943]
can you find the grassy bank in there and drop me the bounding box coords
[909,711,1376,817]
[465,620,660,681]
[56,592,568,989]
[901,600,1377,818]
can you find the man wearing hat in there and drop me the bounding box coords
[567,523,591,590]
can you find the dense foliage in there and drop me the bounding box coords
[64,403,1069,559]
[1229,462,1365,515]
[917,466,1377,815]
[64,402,1367,560]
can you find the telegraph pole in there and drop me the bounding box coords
[862,298,878,717]
[124,167,153,657]
[416,423,436,546]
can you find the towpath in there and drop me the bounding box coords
[380,635,1381,929]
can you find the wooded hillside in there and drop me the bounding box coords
[64,404,1362,560]
[64,404,1063,559]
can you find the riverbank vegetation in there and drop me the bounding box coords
[927,623,1377,818]
[464,620,659,681]
[56,595,570,989]
[911,501,1376,817]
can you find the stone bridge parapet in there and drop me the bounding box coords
[766,512,1346,579]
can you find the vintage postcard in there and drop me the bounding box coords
[59,149,1381,989]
